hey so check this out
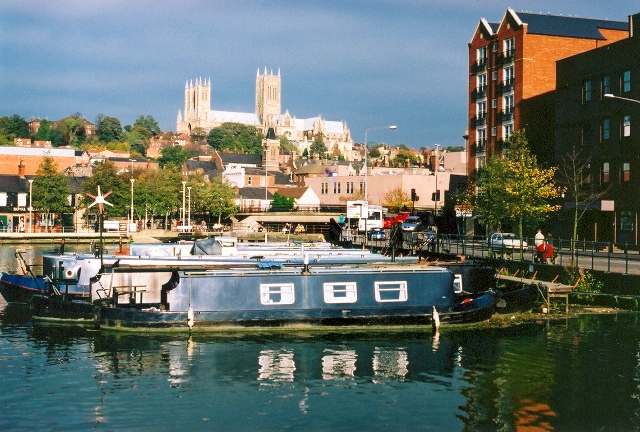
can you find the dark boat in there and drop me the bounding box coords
[52,261,498,331]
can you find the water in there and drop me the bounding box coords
[2,246,640,431]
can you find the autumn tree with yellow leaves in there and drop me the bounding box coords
[476,130,562,248]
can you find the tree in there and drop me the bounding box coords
[279,135,297,155]
[133,115,161,135]
[0,114,29,144]
[393,149,419,167]
[476,130,561,251]
[34,119,64,147]
[158,145,195,169]
[97,116,123,143]
[62,115,86,145]
[270,192,295,212]
[557,147,608,259]
[206,123,263,153]
[135,166,183,226]
[32,157,71,232]
[309,133,327,159]
[196,176,238,224]
[383,188,411,213]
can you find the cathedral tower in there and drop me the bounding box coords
[182,78,210,133]
[255,67,281,126]
[262,127,280,173]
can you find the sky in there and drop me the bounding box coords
[1,0,639,150]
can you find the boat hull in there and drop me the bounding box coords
[0,272,44,304]
[91,266,498,331]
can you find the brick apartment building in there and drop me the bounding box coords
[467,8,629,182]
[556,13,640,245]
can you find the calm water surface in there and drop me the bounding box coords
[1,245,640,431]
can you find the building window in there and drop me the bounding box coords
[321,182,328,194]
[504,124,514,140]
[624,115,631,137]
[0,192,6,206]
[504,66,514,86]
[359,181,364,192]
[603,75,611,96]
[477,128,486,144]
[323,282,358,304]
[603,118,610,140]
[493,42,498,52]
[492,71,498,81]
[584,80,592,102]
[603,162,610,183]
[333,182,341,194]
[623,163,630,181]
[17,193,26,207]
[477,46,487,66]
[504,37,515,58]
[621,211,634,231]
[624,70,631,92]
[247,176,252,185]
[347,182,354,194]
[491,126,497,136]
[477,101,486,118]
[504,94,514,113]
[492,98,497,109]
[477,74,486,93]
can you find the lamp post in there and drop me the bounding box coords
[130,178,135,233]
[181,181,186,227]
[28,179,33,233]
[187,186,192,227]
[433,144,445,216]
[364,125,397,202]
[604,93,640,104]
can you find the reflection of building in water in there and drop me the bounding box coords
[322,349,357,380]
[258,349,295,382]
[372,347,409,382]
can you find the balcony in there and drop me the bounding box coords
[499,109,513,122]
[473,87,487,100]
[471,60,487,74]
[472,114,486,128]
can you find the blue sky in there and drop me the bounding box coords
[1,1,638,149]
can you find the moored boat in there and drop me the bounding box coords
[82,262,498,331]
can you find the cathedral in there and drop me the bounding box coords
[176,68,354,159]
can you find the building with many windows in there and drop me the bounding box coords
[556,13,640,244]
[467,9,628,182]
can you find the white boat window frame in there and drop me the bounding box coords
[323,282,358,304]
[374,281,408,302]
[260,283,295,305]
[453,274,463,294]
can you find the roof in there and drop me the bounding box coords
[219,152,262,166]
[210,110,261,126]
[275,187,308,199]
[0,175,29,193]
[515,11,627,39]
[239,187,273,200]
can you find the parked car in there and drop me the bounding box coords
[489,232,527,256]
[395,211,411,224]
[383,215,395,229]
[401,216,422,232]
[368,227,387,240]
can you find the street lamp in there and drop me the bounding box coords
[364,125,397,202]
[130,178,135,233]
[181,181,187,227]
[187,186,192,227]
[604,93,640,104]
[28,179,33,233]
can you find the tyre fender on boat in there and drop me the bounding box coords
[93,306,102,330]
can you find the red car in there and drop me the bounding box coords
[395,211,411,224]
[383,216,395,229]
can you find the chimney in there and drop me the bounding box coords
[18,160,25,178]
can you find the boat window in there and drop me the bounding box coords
[453,274,463,294]
[260,283,295,305]
[374,281,408,302]
[323,282,358,304]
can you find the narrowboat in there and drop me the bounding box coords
[30,260,498,330]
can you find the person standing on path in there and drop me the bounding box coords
[535,228,544,247]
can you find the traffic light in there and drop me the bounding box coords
[431,190,440,201]
[411,188,416,201]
